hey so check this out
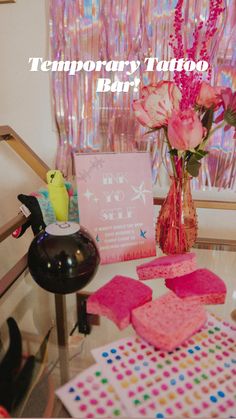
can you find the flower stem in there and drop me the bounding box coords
[164,128,178,178]
[207,121,225,139]
[200,121,225,150]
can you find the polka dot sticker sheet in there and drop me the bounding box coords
[55,363,128,418]
[92,315,236,418]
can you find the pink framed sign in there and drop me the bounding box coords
[74,152,156,264]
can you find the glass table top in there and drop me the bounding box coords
[0,245,236,417]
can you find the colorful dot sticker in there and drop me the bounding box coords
[102,352,109,357]
[83,390,90,397]
[56,364,127,418]
[217,391,225,398]
[57,316,236,419]
[152,389,159,396]
[113,409,121,416]
[96,407,105,415]
[101,378,108,384]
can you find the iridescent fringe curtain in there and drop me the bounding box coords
[50,0,235,190]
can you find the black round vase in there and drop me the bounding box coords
[28,222,100,294]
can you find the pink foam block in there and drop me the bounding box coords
[87,275,152,330]
[165,268,227,304]
[131,291,207,351]
[136,253,196,280]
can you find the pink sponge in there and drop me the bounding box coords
[131,291,207,351]
[165,268,226,304]
[136,253,196,280]
[87,275,152,330]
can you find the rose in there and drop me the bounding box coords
[221,87,236,127]
[196,81,222,109]
[168,109,204,150]
[214,87,236,134]
[133,81,181,129]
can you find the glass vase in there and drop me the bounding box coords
[156,176,198,255]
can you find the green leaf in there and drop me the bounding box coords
[186,155,201,177]
[201,107,214,133]
[193,149,209,161]
[169,149,178,157]
[224,110,236,127]
[145,127,163,135]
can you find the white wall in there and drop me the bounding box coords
[0,0,57,166]
[0,0,58,274]
[0,0,59,336]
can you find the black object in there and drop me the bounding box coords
[0,318,52,414]
[78,299,91,335]
[0,318,22,380]
[28,222,100,294]
[17,194,46,236]
[0,318,22,411]
[11,356,35,411]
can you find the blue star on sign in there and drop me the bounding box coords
[140,229,147,239]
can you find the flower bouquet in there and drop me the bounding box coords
[133,0,236,255]
[133,80,236,254]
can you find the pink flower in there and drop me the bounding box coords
[215,87,236,130]
[168,109,204,150]
[133,81,181,129]
[221,87,236,110]
[196,81,222,109]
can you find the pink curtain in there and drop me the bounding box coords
[49,0,235,190]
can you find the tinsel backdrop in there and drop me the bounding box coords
[49,0,236,190]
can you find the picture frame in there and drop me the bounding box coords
[74,152,156,264]
[0,0,15,3]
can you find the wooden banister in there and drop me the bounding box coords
[0,125,49,181]
[0,124,50,242]
[0,125,50,295]
[0,254,28,298]
[0,212,27,243]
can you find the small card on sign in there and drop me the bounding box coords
[74,152,156,264]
